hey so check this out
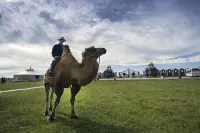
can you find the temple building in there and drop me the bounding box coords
[102,65,115,78]
[118,68,139,78]
[144,61,159,77]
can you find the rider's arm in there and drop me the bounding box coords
[51,45,56,57]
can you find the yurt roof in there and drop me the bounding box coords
[14,71,43,75]
[14,66,44,75]
[26,66,34,71]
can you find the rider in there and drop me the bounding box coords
[48,37,66,77]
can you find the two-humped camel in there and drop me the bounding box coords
[44,45,106,120]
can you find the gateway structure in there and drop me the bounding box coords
[13,66,44,82]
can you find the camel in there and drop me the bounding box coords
[44,45,107,120]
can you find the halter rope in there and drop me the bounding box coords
[84,48,101,64]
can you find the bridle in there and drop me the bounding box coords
[61,48,101,64]
[84,48,101,64]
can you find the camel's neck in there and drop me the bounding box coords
[77,58,99,86]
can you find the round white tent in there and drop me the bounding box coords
[13,66,44,82]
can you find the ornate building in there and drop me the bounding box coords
[166,69,172,77]
[179,68,186,76]
[144,61,159,77]
[118,68,139,78]
[160,69,166,76]
[159,68,186,77]
[172,68,178,76]
[102,65,115,78]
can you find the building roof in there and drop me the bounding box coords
[26,66,34,71]
[146,61,156,69]
[149,61,153,65]
[107,65,111,69]
[14,66,43,76]
[14,70,43,75]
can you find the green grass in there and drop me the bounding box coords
[0,80,43,91]
[0,80,200,133]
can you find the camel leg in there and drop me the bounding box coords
[44,82,50,116]
[49,86,64,121]
[70,84,81,119]
[49,86,55,111]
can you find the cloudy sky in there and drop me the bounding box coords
[0,0,200,77]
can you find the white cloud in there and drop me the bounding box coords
[0,0,18,2]
[0,0,20,5]
[0,44,52,68]
[0,0,200,77]
[148,55,200,65]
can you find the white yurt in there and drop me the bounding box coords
[13,66,44,82]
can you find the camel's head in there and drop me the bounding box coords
[82,46,107,59]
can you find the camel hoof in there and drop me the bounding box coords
[44,111,49,116]
[70,116,79,119]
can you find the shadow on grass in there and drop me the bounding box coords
[49,114,146,133]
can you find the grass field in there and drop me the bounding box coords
[0,80,43,91]
[0,80,200,133]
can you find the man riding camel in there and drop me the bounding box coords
[48,37,69,77]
